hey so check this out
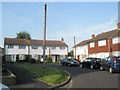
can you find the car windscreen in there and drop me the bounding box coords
[116,57,120,63]
[68,59,75,62]
[96,58,102,61]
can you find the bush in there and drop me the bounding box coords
[46,57,52,63]
[24,55,31,62]
[37,55,41,63]
[30,58,36,63]
[57,58,61,63]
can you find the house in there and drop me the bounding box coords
[4,38,68,62]
[88,29,120,58]
[73,39,90,60]
[74,23,120,59]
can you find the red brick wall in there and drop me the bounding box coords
[88,38,120,54]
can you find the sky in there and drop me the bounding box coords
[1,1,119,51]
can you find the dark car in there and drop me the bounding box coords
[100,56,120,74]
[61,58,80,67]
[80,57,102,69]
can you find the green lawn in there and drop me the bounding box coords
[16,64,68,85]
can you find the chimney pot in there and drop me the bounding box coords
[117,23,120,30]
[92,34,95,39]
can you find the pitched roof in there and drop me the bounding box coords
[74,39,92,47]
[4,38,68,47]
[92,29,120,42]
[75,29,120,47]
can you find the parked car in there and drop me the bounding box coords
[80,58,86,63]
[61,58,80,67]
[100,56,120,74]
[80,57,102,69]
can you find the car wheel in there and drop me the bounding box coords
[100,66,104,71]
[68,63,71,67]
[90,64,94,69]
[80,64,83,68]
[109,67,113,74]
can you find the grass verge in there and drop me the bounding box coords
[16,63,68,85]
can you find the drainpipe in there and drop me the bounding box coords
[108,38,112,56]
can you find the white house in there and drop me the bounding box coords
[4,38,68,62]
[73,39,91,60]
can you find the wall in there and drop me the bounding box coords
[5,45,28,55]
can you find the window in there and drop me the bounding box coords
[31,46,38,49]
[60,47,65,50]
[98,40,106,46]
[52,47,56,50]
[19,45,26,49]
[8,45,14,49]
[42,46,47,49]
[112,37,120,44]
[90,42,95,48]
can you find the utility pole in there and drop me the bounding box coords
[74,36,76,59]
[43,3,47,68]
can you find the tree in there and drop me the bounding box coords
[16,31,31,40]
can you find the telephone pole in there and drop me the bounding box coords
[74,36,76,59]
[43,3,47,68]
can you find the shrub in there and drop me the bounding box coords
[46,57,52,63]
[57,58,61,63]
[37,55,41,63]
[30,58,36,63]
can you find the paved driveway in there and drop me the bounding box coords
[46,63,119,89]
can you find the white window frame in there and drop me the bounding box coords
[98,40,106,46]
[42,46,47,49]
[51,47,56,50]
[90,42,95,48]
[60,47,65,50]
[19,45,26,49]
[112,37,120,44]
[31,46,38,49]
[8,45,14,49]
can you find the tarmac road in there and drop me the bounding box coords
[46,63,119,89]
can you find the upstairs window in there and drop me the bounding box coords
[112,37,120,44]
[8,45,14,49]
[98,40,106,46]
[42,46,47,49]
[31,46,38,49]
[19,45,26,49]
[52,47,56,50]
[90,42,95,48]
[60,47,65,50]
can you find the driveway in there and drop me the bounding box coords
[46,63,119,89]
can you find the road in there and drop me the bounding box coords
[46,63,119,89]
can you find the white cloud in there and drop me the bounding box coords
[49,15,117,51]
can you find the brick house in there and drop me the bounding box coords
[4,38,68,62]
[74,23,120,59]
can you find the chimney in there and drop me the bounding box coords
[92,34,95,39]
[117,23,120,30]
[61,38,64,41]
